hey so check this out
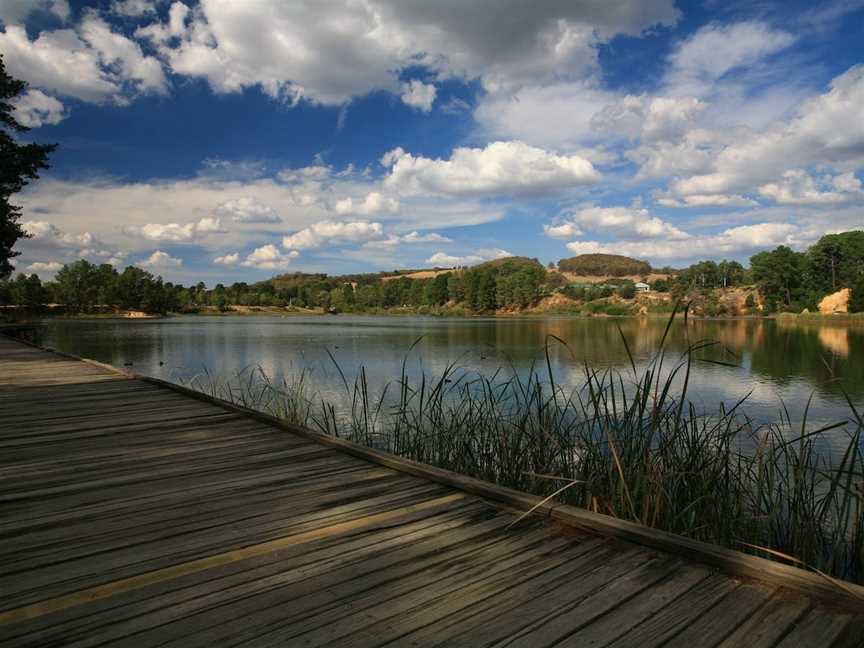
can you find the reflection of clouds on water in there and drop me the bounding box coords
[43,314,863,463]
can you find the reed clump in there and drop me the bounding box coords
[186,308,864,584]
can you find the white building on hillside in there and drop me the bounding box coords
[635,282,651,293]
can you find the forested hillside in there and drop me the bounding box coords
[3,231,864,316]
[558,253,651,276]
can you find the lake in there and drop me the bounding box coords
[40,314,864,459]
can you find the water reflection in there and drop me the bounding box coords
[42,315,864,451]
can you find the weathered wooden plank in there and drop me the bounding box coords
[388,542,655,648]
[0,414,269,455]
[0,501,492,646]
[0,445,359,504]
[172,527,589,647]
[0,459,383,544]
[600,573,739,647]
[489,555,685,648]
[662,582,775,647]
[0,459,385,535]
[0,395,212,424]
[0,402,229,437]
[0,464,397,537]
[0,471,421,561]
[0,491,467,622]
[0,412,237,447]
[714,591,811,648]
[0,438,332,490]
[0,424,313,465]
[14,504,510,647]
[829,619,864,648]
[0,381,154,403]
[774,608,859,647]
[2,475,445,572]
[0,423,292,476]
[288,536,614,648]
[0,475,433,574]
[0,484,456,609]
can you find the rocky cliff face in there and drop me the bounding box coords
[818,288,850,314]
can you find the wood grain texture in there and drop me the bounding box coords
[0,333,861,647]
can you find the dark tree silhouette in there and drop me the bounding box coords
[0,55,57,278]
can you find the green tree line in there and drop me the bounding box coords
[3,231,863,315]
[0,256,552,314]
[660,231,864,313]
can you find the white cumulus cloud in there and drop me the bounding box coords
[215,197,282,223]
[0,17,166,104]
[543,222,584,239]
[213,252,241,265]
[283,220,384,250]
[125,217,226,242]
[669,65,864,198]
[0,0,69,25]
[79,12,169,96]
[12,89,67,128]
[20,219,111,256]
[26,261,64,273]
[382,141,599,197]
[566,222,802,263]
[561,205,690,240]
[758,169,863,205]
[363,230,452,249]
[655,193,757,208]
[400,80,436,112]
[426,248,511,267]
[333,191,399,216]
[139,250,183,268]
[666,21,795,97]
[133,0,677,106]
[591,94,706,142]
[241,245,299,270]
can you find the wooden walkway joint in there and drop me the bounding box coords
[0,334,862,646]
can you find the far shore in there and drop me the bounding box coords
[204,305,864,322]
[10,306,863,324]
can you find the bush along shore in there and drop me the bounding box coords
[3,230,864,318]
[185,307,864,585]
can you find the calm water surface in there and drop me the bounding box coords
[42,314,864,457]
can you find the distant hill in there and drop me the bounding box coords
[271,268,432,289]
[558,253,651,277]
[474,256,544,271]
[270,272,329,291]
[376,257,544,280]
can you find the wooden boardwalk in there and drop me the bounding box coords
[0,334,862,647]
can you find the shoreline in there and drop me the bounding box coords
[4,306,864,325]
[31,309,864,324]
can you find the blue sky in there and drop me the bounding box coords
[3,0,863,285]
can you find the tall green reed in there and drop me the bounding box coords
[184,306,864,584]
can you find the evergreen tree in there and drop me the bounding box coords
[55,260,100,311]
[9,272,47,306]
[0,55,57,278]
[806,231,864,294]
[717,260,745,287]
[425,273,450,306]
[115,266,154,310]
[849,276,864,313]
[750,246,806,307]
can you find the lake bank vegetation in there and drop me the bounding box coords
[2,230,863,319]
[185,308,864,585]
